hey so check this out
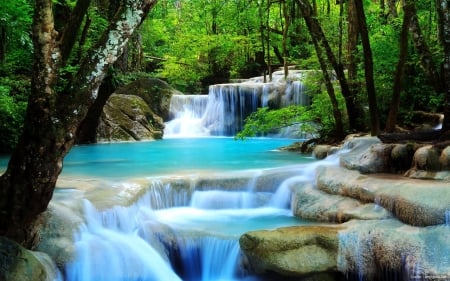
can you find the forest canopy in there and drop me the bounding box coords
[1,0,448,151]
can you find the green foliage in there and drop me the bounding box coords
[0,0,33,75]
[235,105,310,139]
[0,78,28,152]
[236,72,347,140]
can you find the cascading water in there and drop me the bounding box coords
[165,70,311,137]
[56,146,345,281]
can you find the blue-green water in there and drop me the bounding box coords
[59,137,312,178]
[1,137,318,281]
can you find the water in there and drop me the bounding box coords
[25,137,320,281]
[60,138,313,178]
[165,71,310,138]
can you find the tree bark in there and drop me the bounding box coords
[388,0,398,19]
[296,0,364,132]
[410,2,443,94]
[310,27,344,139]
[346,0,365,131]
[354,0,379,136]
[385,1,413,132]
[437,1,450,131]
[0,0,157,247]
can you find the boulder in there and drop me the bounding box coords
[0,237,58,281]
[239,225,343,277]
[114,78,181,121]
[240,219,450,280]
[97,94,164,141]
[291,183,391,223]
[340,137,395,173]
[315,166,450,226]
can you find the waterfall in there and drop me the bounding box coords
[65,200,182,281]
[165,70,310,137]
[175,236,241,281]
[269,151,345,207]
[446,209,450,226]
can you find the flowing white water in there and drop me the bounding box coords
[446,209,450,226]
[65,200,182,281]
[165,71,310,137]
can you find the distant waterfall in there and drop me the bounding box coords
[165,71,310,137]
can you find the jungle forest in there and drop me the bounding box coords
[1,0,450,253]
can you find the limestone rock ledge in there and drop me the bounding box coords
[240,136,450,280]
[240,220,450,280]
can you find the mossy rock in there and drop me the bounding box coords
[114,78,182,121]
[98,94,164,141]
[0,237,50,281]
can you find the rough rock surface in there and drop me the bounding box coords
[98,94,164,141]
[0,236,57,281]
[97,78,181,142]
[240,136,450,280]
[240,225,343,277]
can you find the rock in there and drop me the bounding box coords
[312,145,331,160]
[341,138,395,173]
[240,219,450,280]
[390,143,416,172]
[316,166,450,226]
[337,219,450,280]
[36,200,84,266]
[239,225,343,277]
[440,146,450,169]
[114,78,181,121]
[411,145,441,171]
[98,94,164,141]
[291,184,391,223]
[0,236,57,281]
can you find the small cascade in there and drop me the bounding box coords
[65,200,182,281]
[269,151,344,207]
[445,209,450,226]
[148,180,192,209]
[165,95,209,137]
[282,80,310,106]
[165,70,311,137]
[175,236,241,281]
[190,190,270,209]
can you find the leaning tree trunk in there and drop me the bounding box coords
[310,29,344,139]
[296,0,364,132]
[0,0,157,248]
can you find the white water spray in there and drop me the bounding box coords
[65,200,182,281]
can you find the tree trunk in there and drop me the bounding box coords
[410,2,443,93]
[0,0,157,247]
[354,0,379,136]
[0,26,6,64]
[310,29,344,139]
[296,0,364,132]
[385,1,413,132]
[282,0,289,79]
[388,0,398,19]
[346,0,365,131]
[75,74,117,144]
[437,1,450,132]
